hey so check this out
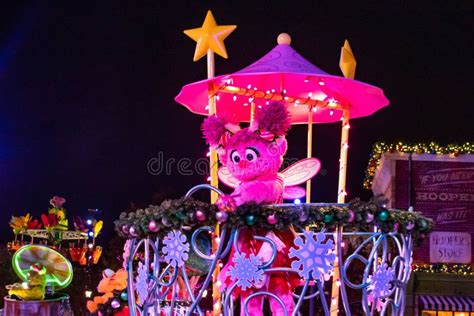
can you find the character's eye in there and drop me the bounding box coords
[245,148,259,162]
[230,150,241,164]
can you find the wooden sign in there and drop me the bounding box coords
[430,231,471,264]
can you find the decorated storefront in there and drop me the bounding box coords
[366,142,474,315]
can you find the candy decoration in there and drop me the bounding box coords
[148,220,159,232]
[323,213,334,224]
[267,214,278,225]
[393,223,399,232]
[347,210,355,222]
[298,211,308,222]
[120,291,128,301]
[376,209,389,222]
[129,226,138,237]
[162,216,172,227]
[245,214,256,226]
[366,213,374,223]
[122,225,129,234]
[215,211,229,223]
[111,299,121,309]
[196,210,206,222]
[419,219,428,231]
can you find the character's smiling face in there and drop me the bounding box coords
[222,130,287,182]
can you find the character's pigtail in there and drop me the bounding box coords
[254,101,291,137]
[202,115,240,147]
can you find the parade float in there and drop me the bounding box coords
[112,11,434,316]
[3,245,74,315]
[3,197,104,315]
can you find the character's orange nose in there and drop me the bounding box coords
[238,160,248,168]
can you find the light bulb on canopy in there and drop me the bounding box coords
[175,33,389,124]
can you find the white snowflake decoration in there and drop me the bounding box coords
[162,230,190,267]
[289,231,336,280]
[135,262,149,305]
[368,263,395,299]
[226,253,265,291]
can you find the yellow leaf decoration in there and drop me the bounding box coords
[94,220,103,237]
[9,214,31,234]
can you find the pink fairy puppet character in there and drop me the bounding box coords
[202,101,321,316]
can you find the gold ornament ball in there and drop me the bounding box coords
[277,33,291,45]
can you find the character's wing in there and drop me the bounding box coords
[282,186,306,200]
[218,167,240,188]
[280,158,321,186]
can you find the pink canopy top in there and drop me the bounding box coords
[175,37,389,124]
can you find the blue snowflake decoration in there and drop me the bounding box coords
[135,262,149,305]
[162,230,190,267]
[368,263,395,299]
[226,253,265,291]
[289,231,336,280]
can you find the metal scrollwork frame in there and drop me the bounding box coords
[124,184,413,316]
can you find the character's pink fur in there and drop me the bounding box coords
[254,102,291,136]
[206,102,296,315]
[201,116,228,147]
[201,102,290,206]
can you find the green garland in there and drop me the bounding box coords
[364,141,473,189]
[413,263,473,275]
[114,197,433,243]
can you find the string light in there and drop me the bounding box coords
[202,289,208,298]
[294,199,301,205]
[233,95,237,101]
[205,105,210,110]
[216,95,220,101]
[207,176,211,182]
[247,84,252,89]
[318,80,325,86]
[363,142,473,189]
[312,107,318,112]
[329,110,334,116]
[85,290,93,298]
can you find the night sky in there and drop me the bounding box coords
[0,1,472,241]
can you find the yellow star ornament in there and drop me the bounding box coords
[183,10,237,62]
